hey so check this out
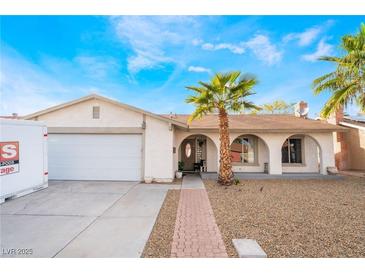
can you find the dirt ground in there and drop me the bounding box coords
[205,177,365,258]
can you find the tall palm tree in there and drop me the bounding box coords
[186,71,260,185]
[313,23,365,117]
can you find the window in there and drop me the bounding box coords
[92,106,100,119]
[231,136,256,164]
[185,143,192,158]
[282,138,302,164]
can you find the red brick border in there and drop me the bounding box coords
[170,189,228,258]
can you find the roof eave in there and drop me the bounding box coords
[23,94,188,128]
[181,127,347,133]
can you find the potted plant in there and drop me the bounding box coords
[176,161,184,179]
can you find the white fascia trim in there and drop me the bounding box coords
[339,121,365,130]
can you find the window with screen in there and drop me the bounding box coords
[230,136,256,164]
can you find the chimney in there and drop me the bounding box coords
[335,107,344,124]
[327,107,344,125]
[294,101,309,118]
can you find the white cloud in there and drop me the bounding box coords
[192,38,203,46]
[0,46,91,116]
[302,39,333,62]
[244,35,282,65]
[40,54,120,81]
[111,16,197,73]
[127,50,172,73]
[201,42,245,54]
[284,27,321,46]
[188,66,211,73]
[201,43,214,50]
[75,55,119,79]
[283,20,334,46]
[196,34,281,65]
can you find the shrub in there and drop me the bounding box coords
[178,161,184,171]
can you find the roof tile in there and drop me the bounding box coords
[160,114,344,131]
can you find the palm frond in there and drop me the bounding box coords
[313,22,365,116]
[320,83,358,117]
[356,92,365,113]
[187,105,212,123]
[185,86,206,94]
[185,70,259,121]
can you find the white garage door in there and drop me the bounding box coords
[48,134,142,181]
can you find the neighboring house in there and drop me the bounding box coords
[23,94,344,182]
[0,113,20,119]
[328,110,365,171]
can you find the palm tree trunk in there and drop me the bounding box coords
[218,108,233,185]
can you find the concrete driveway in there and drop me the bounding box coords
[0,180,179,258]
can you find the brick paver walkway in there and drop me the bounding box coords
[171,176,228,258]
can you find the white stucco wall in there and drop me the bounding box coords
[144,117,174,182]
[282,136,320,173]
[31,98,176,182]
[206,138,218,172]
[31,98,335,178]
[174,130,335,175]
[307,132,335,174]
[230,132,334,175]
[32,99,143,127]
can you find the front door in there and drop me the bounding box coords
[181,139,195,171]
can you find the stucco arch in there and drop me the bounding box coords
[175,133,219,172]
[280,133,323,174]
[175,132,220,150]
[230,133,270,173]
[230,133,270,152]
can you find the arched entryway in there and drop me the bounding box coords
[230,134,270,173]
[178,134,218,172]
[281,134,322,174]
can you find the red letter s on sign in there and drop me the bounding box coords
[2,144,17,159]
[0,142,19,161]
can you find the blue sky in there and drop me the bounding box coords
[1,16,364,117]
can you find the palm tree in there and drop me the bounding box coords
[313,23,365,117]
[186,71,260,185]
[261,100,295,114]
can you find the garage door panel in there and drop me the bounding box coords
[51,167,141,181]
[48,134,142,181]
[50,158,141,169]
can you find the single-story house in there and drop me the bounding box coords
[24,94,344,182]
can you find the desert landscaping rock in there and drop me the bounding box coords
[205,177,365,258]
[142,190,180,258]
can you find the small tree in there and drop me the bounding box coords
[186,71,260,185]
[260,100,295,114]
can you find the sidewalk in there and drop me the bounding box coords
[171,175,227,258]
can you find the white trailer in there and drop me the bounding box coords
[0,119,48,203]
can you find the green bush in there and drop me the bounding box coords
[178,161,184,171]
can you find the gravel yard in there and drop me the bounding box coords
[142,190,180,258]
[205,177,365,258]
